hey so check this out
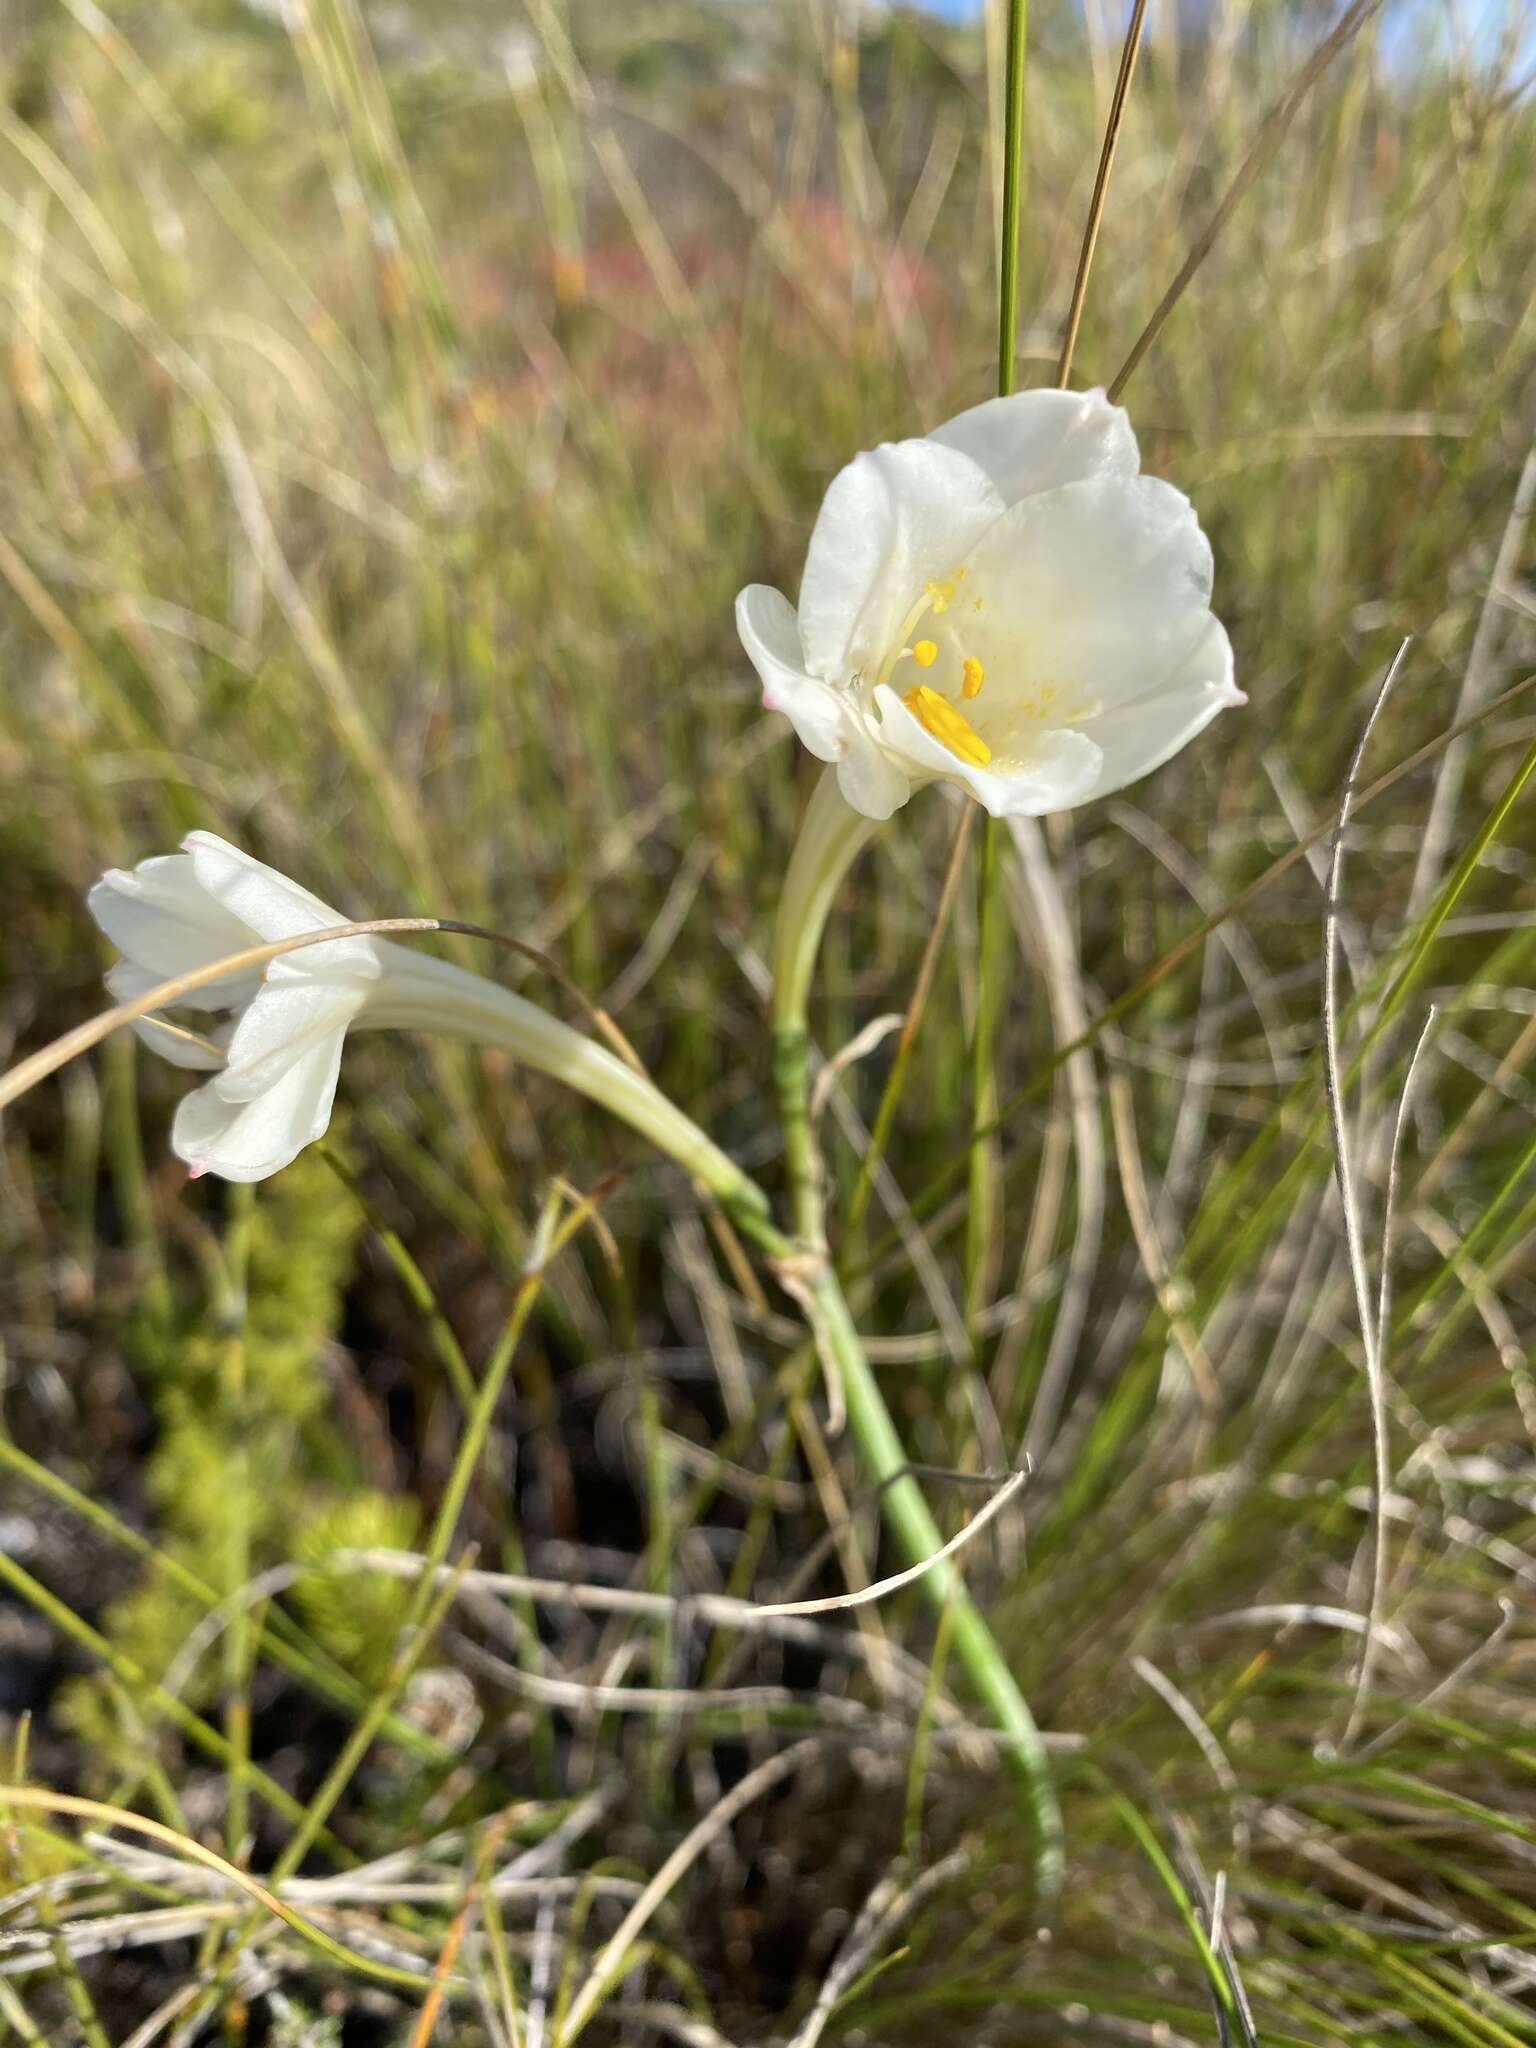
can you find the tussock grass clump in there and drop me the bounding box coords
[2,0,1536,2040]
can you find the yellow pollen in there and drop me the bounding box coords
[912,638,939,668]
[961,656,985,699]
[902,685,992,766]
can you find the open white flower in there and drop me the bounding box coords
[736,387,1242,820]
[88,831,753,1195]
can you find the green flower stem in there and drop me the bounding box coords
[737,1202,1066,1901]
[770,771,879,1242]
[805,1257,1064,1900]
[765,772,1063,1903]
[770,772,881,1033]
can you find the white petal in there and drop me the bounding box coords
[88,854,256,1000]
[928,386,1139,506]
[975,728,1106,816]
[172,1032,346,1182]
[797,439,1004,682]
[185,832,381,980]
[873,687,1103,817]
[106,961,230,1070]
[834,725,913,819]
[953,475,1216,716]
[1080,617,1241,799]
[217,982,365,1101]
[735,584,845,761]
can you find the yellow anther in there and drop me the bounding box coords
[924,577,956,616]
[902,685,992,766]
[912,638,939,668]
[961,656,985,700]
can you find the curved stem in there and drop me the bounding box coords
[362,945,769,1230]
[770,770,880,1039]
[770,771,880,1244]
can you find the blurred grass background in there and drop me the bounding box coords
[2,0,1536,2040]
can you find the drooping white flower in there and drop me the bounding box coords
[736,387,1242,821]
[88,832,752,1195]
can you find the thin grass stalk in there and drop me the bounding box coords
[853,665,1536,1274]
[844,803,976,1244]
[995,0,1028,403]
[967,0,1029,1335]
[216,1184,256,1872]
[0,1791,427,1995]
[319,1146,479,1416]
[1107,0,1386,400]
[1320,650,1406,1749]
[0,1747,111,2048]
[1056,0,1150,389]
[967,807,1008,1327]
[963,0,1038,1344]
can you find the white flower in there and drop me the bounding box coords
[88,832,753,1197]
[736,387,1242,821]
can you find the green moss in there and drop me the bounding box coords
[57,1149,420,1768]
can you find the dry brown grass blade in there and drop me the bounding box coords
[1092,666,1536,1032]
[1321,644,1409,1750]
[747,1465,1028,1618]
[845,802,976,1239]
[405,1896,474,2048]
[557,1741,818,2045]
[1108,0,1386,400]
[0,920,452,1114]
[1057,0,1150,389]
[0,1789,428,1993]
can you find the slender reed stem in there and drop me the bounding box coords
[1056,0,1149,389]
[967,808,1007,1325]
[845,802,976,1243]
[969,0,1028,1321]
[996,0,1027,399]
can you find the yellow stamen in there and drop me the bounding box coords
[902,685,992,766]
[912,638,938,668]
[961,656,985,700]
[875,568,968,685]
